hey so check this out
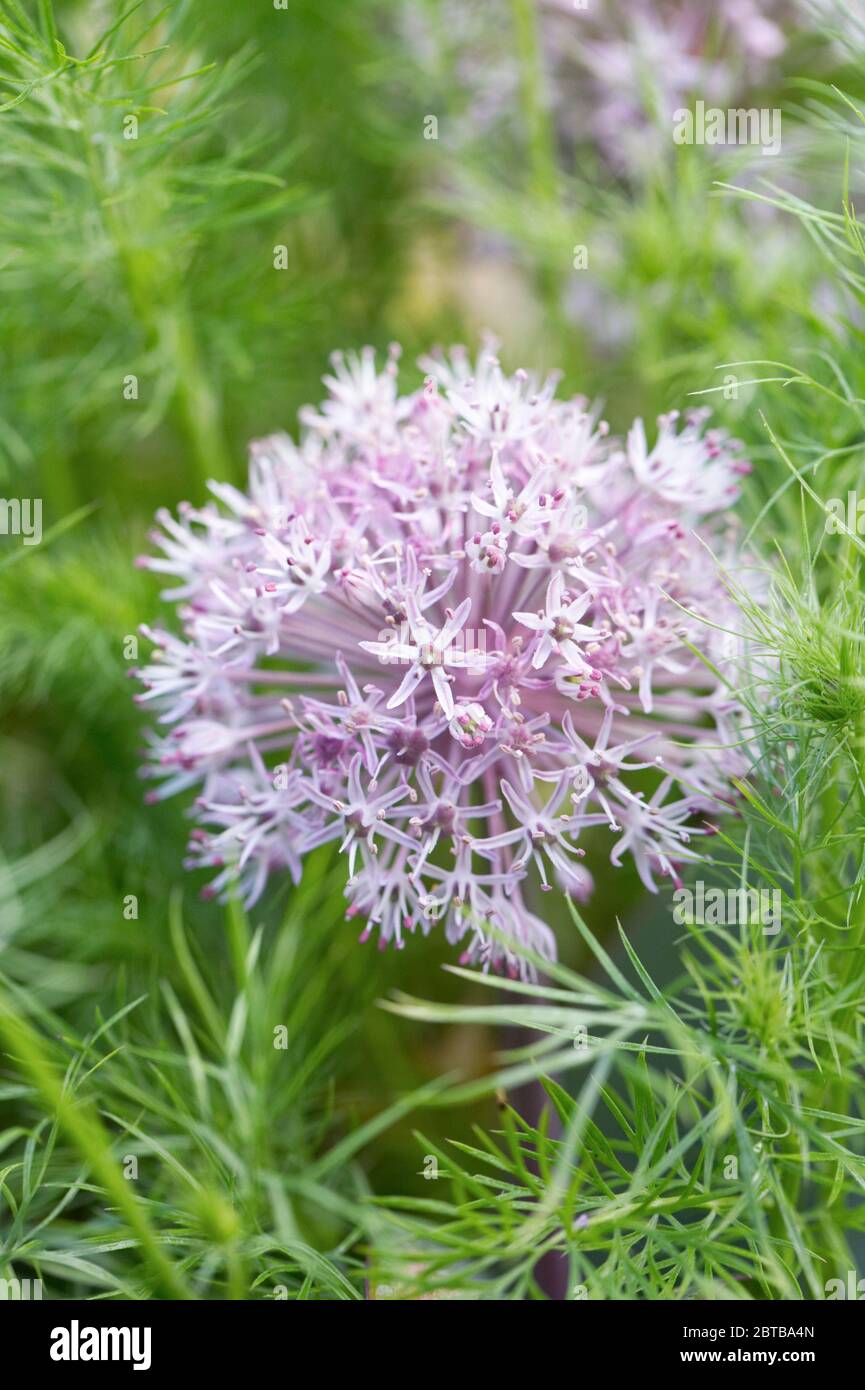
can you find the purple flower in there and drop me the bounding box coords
[136,345,746,977]
[542,0,797,176]
[514,572,603,672]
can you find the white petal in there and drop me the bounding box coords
[513,610,544,632]
[386,662,425,709]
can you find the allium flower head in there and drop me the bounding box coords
[136,344,747,977]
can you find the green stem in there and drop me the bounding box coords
[509,0,569,334]
[510,0,557,206]
[72,88,234,495]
